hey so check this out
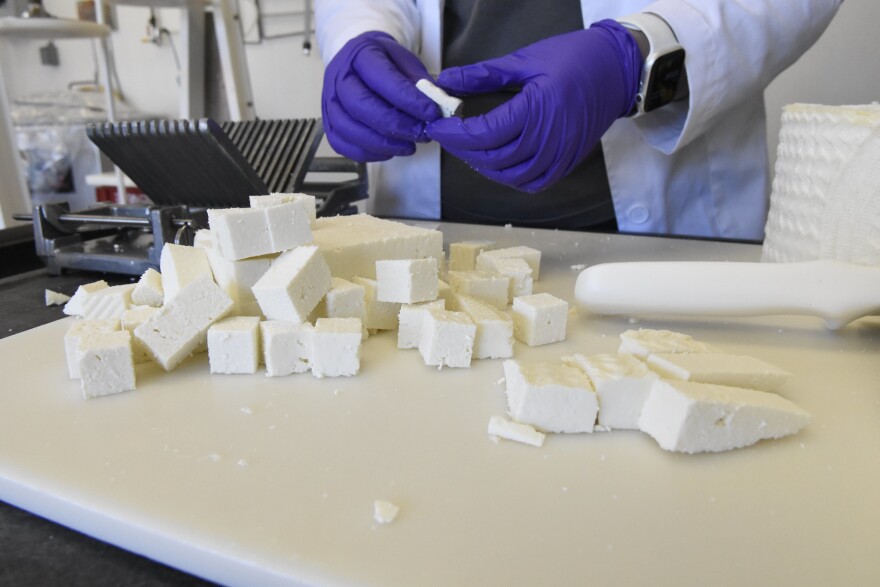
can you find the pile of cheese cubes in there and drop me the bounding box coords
[62,193,570,398]
[489,329,812,454]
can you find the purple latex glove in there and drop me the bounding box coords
[426,20,642,192]
[322,31,442,162]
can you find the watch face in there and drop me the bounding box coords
[643,48,686,112]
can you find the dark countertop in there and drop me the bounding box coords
[0,267,214,587]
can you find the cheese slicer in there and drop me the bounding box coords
[574,259,880,330]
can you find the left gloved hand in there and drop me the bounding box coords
[426,20,642,192]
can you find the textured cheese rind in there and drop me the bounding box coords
[487,415,545,447]
[122,306,159,364]
[134,275,234,371]
[646,353,791,392]
[312,215,443,280]
[375,258,439,304]
[638,379,811,453]
[448,240,494,272]
[453,294,513,360]
[418,309,476,368]
[446,270,510,310]
[65,318,120,378]
[77,330,136,398]
[353,276,400,331]
[312,317,362,378]
[252,246,332,324]
[397,299,445,349]
[564,353,657,430]
[511,293,568,347]
[619,329,720,358]
[261,320,313,376]
[195,229,271,317]
[160,243,214,304]
[503,359,597,433]
[80,284,136,320]
[208,316,261,374]
[476,246,541,280]
[63,280,109,316]
[131,268,164,307]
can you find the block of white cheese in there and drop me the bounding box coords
[619,328,720,359]
[64,318,120,378]
[638,379,812,453]
[373,500,400,525]
[503,359,597,433]
[311,317,362,378]
[194,229,271,317]
[252,246,332,323]
[159,243,214,304]
[437,279,454,307]
[397,299,445,349]
[261,199,313,252]
[311,215,443,280]
[418,309,476,368]
[122,306,158,363]
[476,246,541,280]
[647,352,792,392]
[453,294,513,360]
[261,320,313,376]
[511,293,568,346]
[77,330,136,399]
[415,78,463,118]
[564,353,658,430]
[446,270,510,310]
[250,192,317,224]
[487,415,546,448]
[353,276,400,331]
[492,257,533,298]
[45,289,71,306]
[375,258,438,304]
[131,268,164,307]
[134,275,234,371]
[317,277,366,321]
[63,280,108,316]
[80,284,136,320]
[448,240,494,272]
[208,316,261,374]
[207,207,272,261]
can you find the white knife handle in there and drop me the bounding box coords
[574,259,880,329]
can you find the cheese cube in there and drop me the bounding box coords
[160,243,214,304]
[311,318,362,378]
[261,320,313,376]
[251,193,317,223]
[353,276,400,331]
[375,258,439,304]
[262,200,313,252]
[646,353,791,392]
[318,277,366,320]
[45,289,71,306]
[447,271,510,310]
[448,240,494,272]
[416,78,463,117]
[453,294,513,359]
[418,309,476,368]
[122,306,158,364]
[64,318,120,378]
[487,415,546,447]
[476,246,541,280]
[80,284,136,320]
[208,316,261,374]
[195,229,272,317]
[77,330,136,398]
[131,268,164,307]
[134,275,234,371]
[373,500,400,524]
[511,293,568,346]
[492,257,533,298]
[619,329,720,358]
[312,215,443,280]
[503,359,597,433]
[397,299,445,349]
[208,207,272,260]
[252,246,332,323]
[564,353,658,430]
[437,279,454,306]
[63,280,108,316]
[638,380,812,453]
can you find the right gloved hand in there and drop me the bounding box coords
[322,31,442,162]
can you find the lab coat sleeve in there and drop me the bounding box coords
[315,0,421,63]
[631,0,842,154]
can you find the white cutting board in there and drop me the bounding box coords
[1,225,879,586]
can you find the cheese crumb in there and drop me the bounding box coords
[487,416,546,447]
[373,500,400,524]
[45,289,71,306]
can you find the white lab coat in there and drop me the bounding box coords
[316,0,840,239]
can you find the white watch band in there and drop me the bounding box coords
[617,12,684,116]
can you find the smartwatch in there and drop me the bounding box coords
[617,12,686,116]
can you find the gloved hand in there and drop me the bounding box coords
[322,31,442,162]
[426,20,642,192]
